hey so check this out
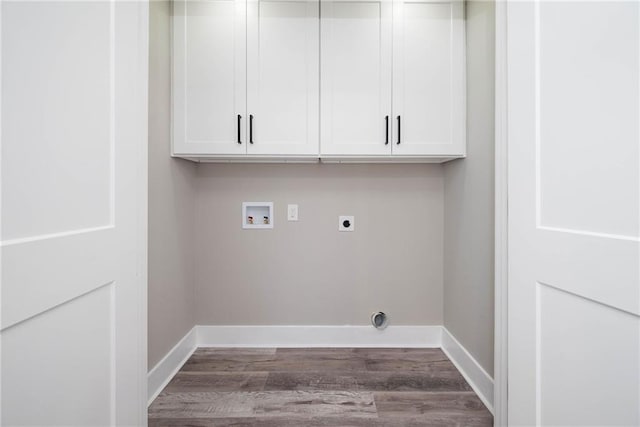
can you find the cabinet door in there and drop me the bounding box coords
[172,0,246,156]
[247,0,319,156]
[392,0,465,156]
[320,0,392,156]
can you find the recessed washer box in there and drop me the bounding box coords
[242,202,274,229]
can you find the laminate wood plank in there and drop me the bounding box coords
[275,348,357,358]
[194,348,277,356]
[252,390,376,418]
[364,358,458,373]
[183,348,366,372]
[249,357,367,372]
[164,372,268,392]
[281,349,458,376]
[263,371,360,391]
[352,348,449,363]
[149,392,254,418]
[252,349,367,372]
[353,348,457,372]
[358,371,472,392]
[181,351,277,372]
[374,391,492,425]
[264,370,471,392]
[148,391,377,419]
[266,348,367,371]
[276,348,448,363]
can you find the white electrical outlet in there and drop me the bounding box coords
[287,204,299,221]
[338,215,354,231]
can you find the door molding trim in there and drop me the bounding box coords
[494,1,509,425]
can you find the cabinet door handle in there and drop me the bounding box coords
[385,116,389,145]
[249,114,254,144]
[237,115,242,144]
[396,115,401,145]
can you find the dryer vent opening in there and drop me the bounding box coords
[371,312,388,329]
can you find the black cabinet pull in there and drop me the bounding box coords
[385,115,389,145]
[237,115,242,144]
[249,114,254,144]
[396,115,401,145]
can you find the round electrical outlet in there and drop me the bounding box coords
[338,216,355,231]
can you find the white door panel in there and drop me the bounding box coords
[1,1,112,241]
[1,1,147,425]
[320,0,392,156]
[392,0,465,156]
[247,0,319,156]
[538,2,639,238]
[538,285,639,426]
[173,0,246,155]
[1,230,115,330]
[2,285,114,425]
[507,1,640,425]
[536,230,640,316]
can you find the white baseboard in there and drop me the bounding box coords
[147,326,197,405]
[196,325,442,348]
[441,327,495,414]
[148,324,494,416]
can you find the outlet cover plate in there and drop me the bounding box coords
[287,204,299,221]
[338,215,355,232]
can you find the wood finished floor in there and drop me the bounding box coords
[148,348,493,426]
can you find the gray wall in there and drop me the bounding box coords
[443,0,496,376]
[194,164,444,326]
[148,0,197,369]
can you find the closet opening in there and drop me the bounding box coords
[148,0,497,424]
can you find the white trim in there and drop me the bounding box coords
[196,325,442,348]
[442,327,495,415]
[147,325,441,406]
[130,1,150,421]
[148,324,497,417]
[147,326,197,406]
[494,1,509,426]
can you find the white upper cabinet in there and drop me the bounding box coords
[392,0,465,157]
[321,0,465,161]
[172,0,246,156]
[320,0,392,157]
[173,0,319,159]
[247,0,319,156]
[172,0,465,162]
